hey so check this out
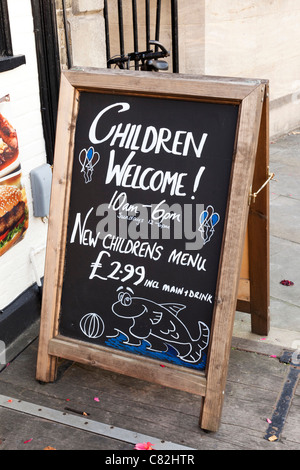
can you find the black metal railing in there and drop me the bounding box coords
[104,0,179,73]
[62,0,72,69]
[61,0,179,73]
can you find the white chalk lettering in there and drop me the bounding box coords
[70,208,101,247]
[105,150,188,196]
[168,248,207,271]
[89,102,208,159]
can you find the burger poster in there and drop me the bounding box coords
[0,97,28,257]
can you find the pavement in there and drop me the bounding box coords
[0,128,299,452]
[233,128,300,351]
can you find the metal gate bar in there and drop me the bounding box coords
[171,0,179,72]
[132,0,139,69]
[145,0,150,49]
[117,0,125,56]
[155,0,161,48]
[62,0,72,69]
[104,0,111,68]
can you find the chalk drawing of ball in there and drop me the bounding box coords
[79,313,104,339]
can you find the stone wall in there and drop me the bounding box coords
[55,0,106,69]
[203,1,300,137]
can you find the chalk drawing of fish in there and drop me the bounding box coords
[111,290,210,364]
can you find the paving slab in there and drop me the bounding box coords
[270,236,300,307]
[270,196,300,244]
[234,129,300,350]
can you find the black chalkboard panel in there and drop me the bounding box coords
[58,91,239,371]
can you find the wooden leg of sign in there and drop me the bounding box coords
[36,74,78,383]
[199,288,239,432]
[200,85,266,431]
[248,85,270,336]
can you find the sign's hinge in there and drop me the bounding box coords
[249,171,275,205]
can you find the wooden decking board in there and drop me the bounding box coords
[0,340,299,450]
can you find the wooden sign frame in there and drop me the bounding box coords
[237,84,270,336]
[36,69,268,432]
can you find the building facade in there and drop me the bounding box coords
[56,0,300,138]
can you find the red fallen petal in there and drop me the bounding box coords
[134,442,155,450]
[280,279,294,286]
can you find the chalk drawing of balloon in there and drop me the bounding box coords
[79,313,104,339]
[79,146,100,183]
[198,205,220,245]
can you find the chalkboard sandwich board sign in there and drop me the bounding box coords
[36,69,268,432]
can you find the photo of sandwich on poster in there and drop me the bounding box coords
[0,106,28,257]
